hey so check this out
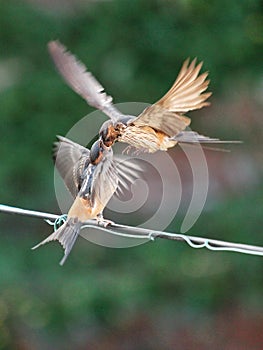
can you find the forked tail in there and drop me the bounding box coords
[32,218,82,265]
[172,131,242,144]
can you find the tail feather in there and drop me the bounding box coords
[172,131,242,144]
[32,218,82,265]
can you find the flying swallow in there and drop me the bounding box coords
[32,136,140,265]
[48,40,240,153]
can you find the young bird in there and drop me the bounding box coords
[48,40,239,153]
[32,136,139,265]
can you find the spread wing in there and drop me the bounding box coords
[114,155,144,196]
[48,40,124,122]
[54,136,144,208]
[132,58,211,137]
[53,136,90,198]
[88,152,144,207]
[88,149,119,207]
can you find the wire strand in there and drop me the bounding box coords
[1,204,263,256]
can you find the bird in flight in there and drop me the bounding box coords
[32,136,140,265]
[48,40,239,153]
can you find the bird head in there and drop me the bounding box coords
[100,116,135,147]
[99,120,119,147]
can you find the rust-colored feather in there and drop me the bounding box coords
[132,58,211,137]
[157,58,211,112]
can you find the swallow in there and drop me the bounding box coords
[48,40,240,153]
[32,136,140,265]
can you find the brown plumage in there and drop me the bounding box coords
[48,40,240,153]
[32,136,141,265]
[32,137,118,264]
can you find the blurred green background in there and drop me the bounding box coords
[0,0,263,349]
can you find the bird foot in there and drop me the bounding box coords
[96,215,114,228]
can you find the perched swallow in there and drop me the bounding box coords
[48,40,239,153]
[32,136,140,265]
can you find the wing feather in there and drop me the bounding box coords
[114,156,144,196]
[48,41,123,122]
[53,136,90,197]
[132,58,211,137]
[89,152,144,206]
[173,131,242,144]
[88,150,118,208]
[54,136,144,207]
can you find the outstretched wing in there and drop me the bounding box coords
[48,40,124,122]
[87,148,119,208]
[132,58,211,137]
[114,155,144,197]
[87,151,144,208]
[53,136,90,197]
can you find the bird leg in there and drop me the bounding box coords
[96,212,114,227]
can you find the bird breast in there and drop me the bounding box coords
[119,125,176,152]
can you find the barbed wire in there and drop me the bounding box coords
[1,204,263,256]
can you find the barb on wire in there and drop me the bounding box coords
[1,204,263,257]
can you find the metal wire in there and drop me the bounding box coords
[1,204,263,256]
